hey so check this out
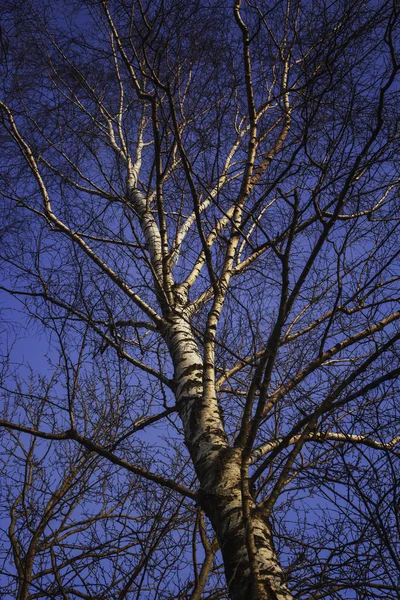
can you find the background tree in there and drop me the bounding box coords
[0,0,400,598]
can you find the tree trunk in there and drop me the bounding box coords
[166,313,292,600]
[199,449,292,600]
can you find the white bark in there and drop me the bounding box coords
[251,432,400,464]
[164,308,292,599]
[199,449,292,600]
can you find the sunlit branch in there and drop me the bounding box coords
[0,101,163,326]
[251,431,400,464]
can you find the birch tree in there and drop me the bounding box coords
[1,0,400,598]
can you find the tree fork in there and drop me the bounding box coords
[168,317,291,599]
